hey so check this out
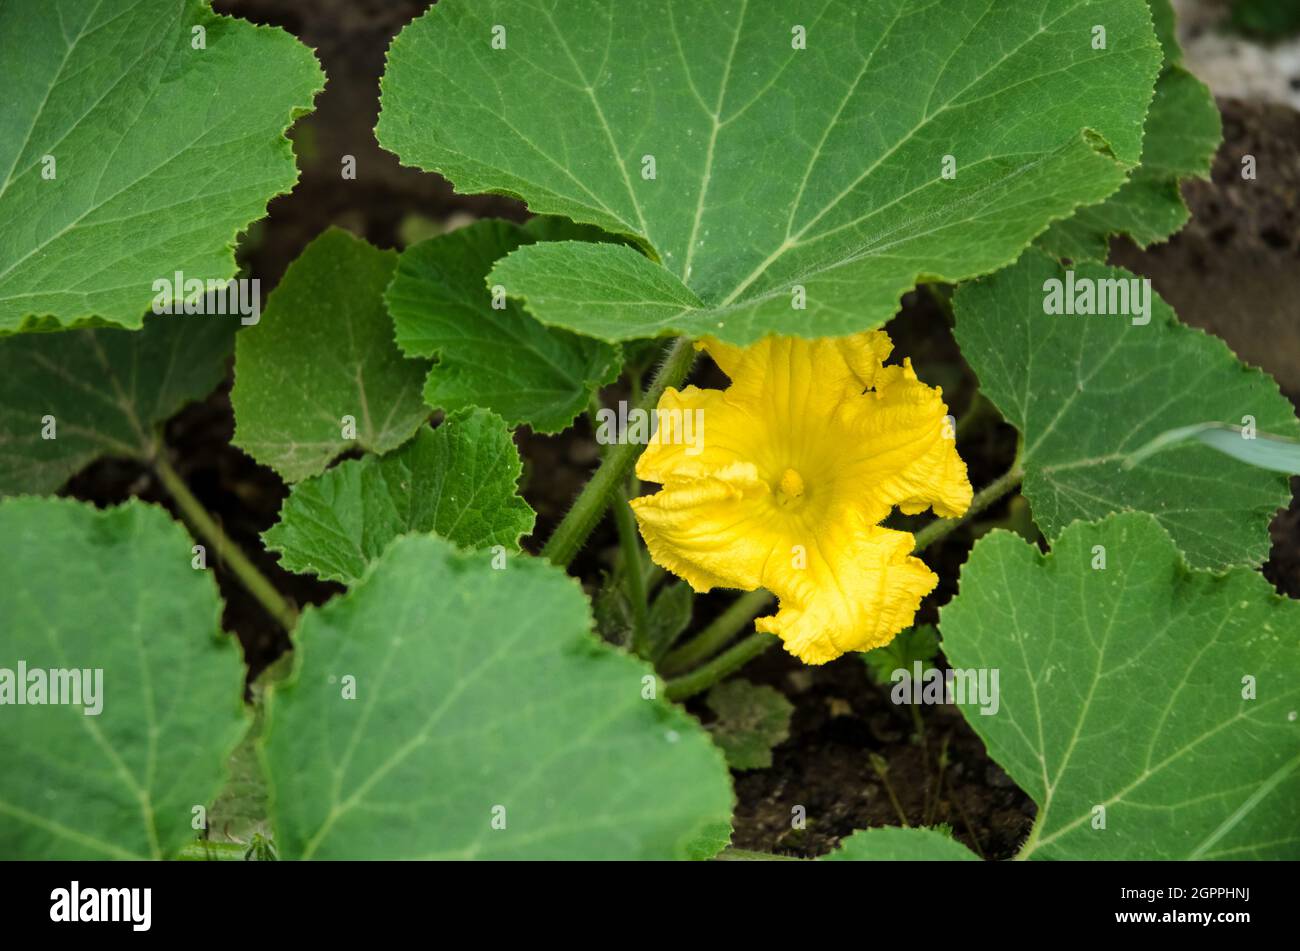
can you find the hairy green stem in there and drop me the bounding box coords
[659,589,773,676]
[612,482,652,655]
[542,336,696,568]
[664,631,778,701]
[153,451,298,632]
[176,840,259,861]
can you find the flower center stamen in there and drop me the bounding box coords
[776,467,806,507]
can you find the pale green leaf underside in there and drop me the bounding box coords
[385,219,620,434]
[263,535,734,859]
[0,0,323,334]
[379,0,1162,344]
[953,250,1298,568]
[263,410,536,585]
[1126,422,1300,475]
[0,497,248,859]
[824,827,979,861]
[0,312,236,495]
[942,514,1300,860]
[231,228,431,483]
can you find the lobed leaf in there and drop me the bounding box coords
[231,228,431,483]
[263,410,535,585]
[0,497,248,859]
[378,0,1162,343]
[1037,1,1221,261]
[705,679,794,771]
[953,249,1298,568]
[263,534,734,859]
[941,513,1300,860]
[0,312,236,495]
[385,219,620,434]
[0,0,323,333]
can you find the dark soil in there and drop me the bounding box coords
[61,0,1300,859]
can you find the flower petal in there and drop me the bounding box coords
[634,386,754,485]
[756,524,937,664]
[837,359,973,520]
[699,331,894,409]
[630,461,777,592]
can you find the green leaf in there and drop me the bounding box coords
[705,679,794,771]
[1037,64,1220,261]
[862,624,941,685]
[0,312,235,495]
[0,0,323,334]
[263,534,734,859]
[1148,0,1182,65]
[378,0,1162,344]
[1038,1,1220,261]
[942,514,1300,860]
[385,219,620,433]
[231,228,431,483]
[823,826,979,861]
[648,580,695,660]
[263,410,535,585]
[953,250,1298,568]
[0,497,248,859]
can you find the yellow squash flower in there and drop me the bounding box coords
[631,331,972,665]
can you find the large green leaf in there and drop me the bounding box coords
[263,534,734,859]
[0,0,323,334]
[0,312,236,495]
[0,497,248,859]
[942,514,1300,860]
[824,827,979,861]
[386,219,621,434]
[1037,1,1220,261]
[263,410,535,585]
[231,228,431,483]
[378,0,1162,344]
[953,249,1298,568]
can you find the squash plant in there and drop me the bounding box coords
[1,0,1297,862]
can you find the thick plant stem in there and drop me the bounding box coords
[660,589,773,676]
[910,464,1025,552]
[542,336,696,569]
[612,483,652,656]
[153,452,299,632]
[665,632,778,701]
